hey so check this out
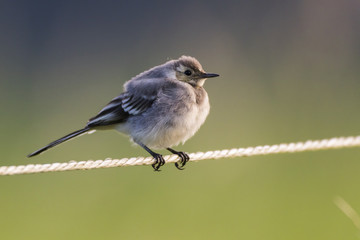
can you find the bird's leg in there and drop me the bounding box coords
[135,141,165,171]
[166,148,190,170]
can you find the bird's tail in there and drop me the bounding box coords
[27,127,91,157]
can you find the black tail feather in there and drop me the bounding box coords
[27,127,91,157]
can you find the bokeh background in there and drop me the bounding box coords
[1,0,360,239]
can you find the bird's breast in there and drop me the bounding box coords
[151,87,210,148]
[118,84,210,149]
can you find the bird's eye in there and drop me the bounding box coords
[184,70,192,76]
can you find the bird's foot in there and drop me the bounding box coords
[174,151,189,170]
[167,148,190,170]
[151,153,165,171]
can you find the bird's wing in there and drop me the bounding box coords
[87,78,176,127]
[87,92,156,127]
[121,92,156,115]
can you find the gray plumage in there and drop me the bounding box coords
[28,56,219,171]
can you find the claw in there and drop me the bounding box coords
[179,152,190,168]
[151,153,165,171]
[167,148,190,170]
[135,141,166,171]
[175,162,185,170]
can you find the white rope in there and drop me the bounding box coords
[1,135,359,176]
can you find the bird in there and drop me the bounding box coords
[27,56,219,171]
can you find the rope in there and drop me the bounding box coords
[1,135,359,176]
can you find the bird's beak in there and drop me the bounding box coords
[199,73,219,79]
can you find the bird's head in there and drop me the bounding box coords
[173,56,219,87]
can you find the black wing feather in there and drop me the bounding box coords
[87,92,155,127]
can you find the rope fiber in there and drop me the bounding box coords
[1,135,359,176]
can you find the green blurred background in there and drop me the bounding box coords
[1,0,360,239]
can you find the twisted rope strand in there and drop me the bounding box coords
[1,135,359,176]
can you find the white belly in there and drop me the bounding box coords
[151,94,209,148]
[116,92,210,149]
